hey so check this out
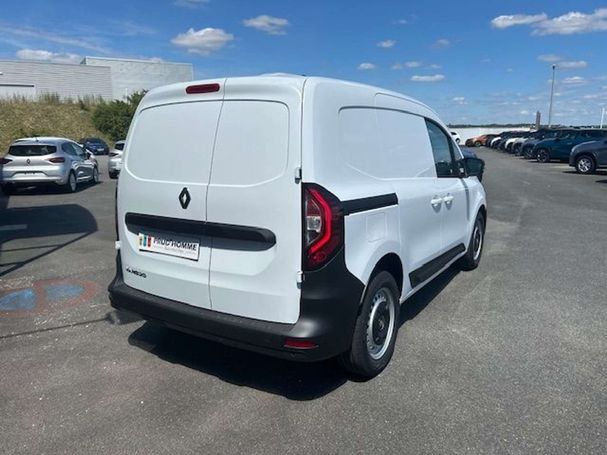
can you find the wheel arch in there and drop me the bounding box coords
[369,253,404,297]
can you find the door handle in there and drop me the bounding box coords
[430,196,443,207]
[443,194,454,204]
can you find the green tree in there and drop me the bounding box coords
[92,90,147,141]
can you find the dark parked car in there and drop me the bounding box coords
[569,138,607,174]
[79,137,109,155]
[521,129,575,159]
[534,130,607,163]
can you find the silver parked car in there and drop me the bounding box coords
[108,140,125,179]
[0,137,99,194]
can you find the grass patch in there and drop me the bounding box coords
[0,98,111,154]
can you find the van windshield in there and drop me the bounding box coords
[8,144,57,156]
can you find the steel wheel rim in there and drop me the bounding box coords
[472,221,483,261]
[69,173,76,191]
[366,288,395,360]
[578,158,591,173]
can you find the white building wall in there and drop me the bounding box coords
[451,126,532,143]
[0,60,112,100]
[83,57,193,100]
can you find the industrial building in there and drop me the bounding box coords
[0,57,193,101]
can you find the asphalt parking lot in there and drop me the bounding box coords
[1,150,606,454]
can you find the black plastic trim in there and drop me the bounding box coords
[409,243,465,288]
[108,247,365,362]
[125,213,276,247]
[341,193,398,215]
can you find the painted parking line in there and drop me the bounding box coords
[0,224,27,232]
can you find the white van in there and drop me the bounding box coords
[109,75,487,377]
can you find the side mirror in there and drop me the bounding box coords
[464,157,485,182]
[86,151,93,159]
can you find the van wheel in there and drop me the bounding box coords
[339,271,400,378]
[575,155,596,174]
[92,167,99,184]
[536,149,550,163]
[64,171,77,193]
[457,213,485,271]
[474,141,481,147]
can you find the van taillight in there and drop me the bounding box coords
[186,83,220,94]
[48,157,65,163]
[303,184,343,270]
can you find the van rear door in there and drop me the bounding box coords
[206,78,302,324]
[118,82,225,309]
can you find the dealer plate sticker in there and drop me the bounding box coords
[138,232,200,261]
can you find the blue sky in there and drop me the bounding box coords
[1,0,607,125]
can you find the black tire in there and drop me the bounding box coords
[513,144,521,155]
[339,271,400,378]
[63,171,77,193]
[575,155,596,174]
[92,166,99,184]
[457,212,485,271]
[524,148,534,159]
[109,171,118,180]
[536,149,550,163]
[474,141,481,147]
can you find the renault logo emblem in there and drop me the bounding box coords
[179,187,191,209]
[26,158,31,165]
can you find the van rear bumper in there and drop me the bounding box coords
[108,249,365,362]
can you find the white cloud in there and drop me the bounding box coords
[533,8,607,35]
[0,25,110,54]
[538,54,561,62]
[395,19,408,25]
[243,15,290,35]
[452,96,466,104]
[377,39,396,48]
[492,9,607,36]
[174,0,209,8]
[520,110,531,115]
[506,68,514,72]
[558,60,587,69]
[491,13,548,29]
[391,63,403,70]
[428,63,441,69]
[411,74,445,82]
[433,38,451,48]
[562,76,587,85]
[16,48,81,64]
[358,62,376,70]
[171,28,234,55]
[405,61,422,68]
[537,55,588,69]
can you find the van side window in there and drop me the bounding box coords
[425,120,456,177]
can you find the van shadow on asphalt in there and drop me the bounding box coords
[126,266,459,401]
[0,203,97,278]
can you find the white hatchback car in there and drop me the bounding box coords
[108,140,125,179]
[109,76,487,377]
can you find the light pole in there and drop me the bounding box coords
[601,107,605,129]
[548,64,557,128]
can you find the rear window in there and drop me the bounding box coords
[8,144,57,156]
[127,101,222,183]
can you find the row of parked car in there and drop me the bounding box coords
[0,137,125,194]
[465,128,607,174]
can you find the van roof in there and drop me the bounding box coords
[139,74,437,118]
